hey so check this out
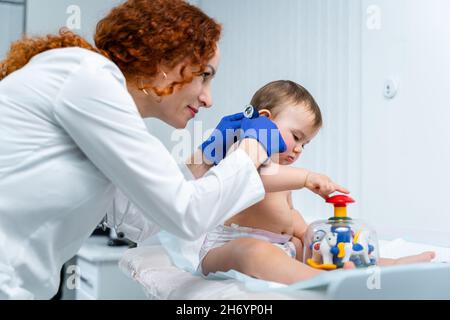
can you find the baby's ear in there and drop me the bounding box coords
[259,109,272,119]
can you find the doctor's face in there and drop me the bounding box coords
[141,49,220,129]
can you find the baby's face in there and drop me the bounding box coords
[270,103,320,165]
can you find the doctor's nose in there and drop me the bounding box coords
[199,88,213,108]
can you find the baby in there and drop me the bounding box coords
[198,80,435,284]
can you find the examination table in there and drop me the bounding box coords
[119,238,450,300]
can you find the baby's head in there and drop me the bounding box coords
[250,80,322,165]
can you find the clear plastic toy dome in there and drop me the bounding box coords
[303,195,379,270]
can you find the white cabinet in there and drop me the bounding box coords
[75,236,147,300]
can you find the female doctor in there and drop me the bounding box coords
[0,0,344,299]
[0,0,285,299]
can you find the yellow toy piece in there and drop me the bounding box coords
[307,259,337,270]
[337,242,346,258]
[353,230,361,244]
[334,206,347,218]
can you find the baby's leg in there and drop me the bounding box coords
[290,236,304,262]
[201,237,323,284]
[378,251,436,266]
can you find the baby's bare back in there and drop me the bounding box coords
[225,191,295,235]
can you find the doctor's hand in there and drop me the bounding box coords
[200,112,247,165]
[240,116,287,158]
[304,172,350,199]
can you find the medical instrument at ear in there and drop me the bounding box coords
[244,105,256,119]
[243,105,272,119]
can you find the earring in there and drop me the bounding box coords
[162,71,168,80]
[139,78,149,95]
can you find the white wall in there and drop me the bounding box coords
[0,0,25,59]
[26,0,122,42]
[361,0,450,246]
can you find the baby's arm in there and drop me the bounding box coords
[259,163,349,197]
[259,164,309,192]
[225,141,349,196]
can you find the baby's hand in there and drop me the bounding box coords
[305,172,350,199]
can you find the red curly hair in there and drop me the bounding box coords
[0,0,221,97]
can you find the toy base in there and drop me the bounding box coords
[307,259,337,270]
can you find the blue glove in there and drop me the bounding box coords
[240,116,287,157]
[201,111,257,165]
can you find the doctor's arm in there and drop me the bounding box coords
[186,149,213,179]
[110,139,267,243]
[186,140,267,179]
[54,60,267,241]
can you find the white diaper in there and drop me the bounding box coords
[198,224,296,275]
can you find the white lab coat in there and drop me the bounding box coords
[0,48,265,299]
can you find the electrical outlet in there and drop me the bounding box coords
[384,79,398,99]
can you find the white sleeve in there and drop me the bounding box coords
[106,162,196,243]
[53,56,265,240]
[106,188,161,243]
[179,162,196,181]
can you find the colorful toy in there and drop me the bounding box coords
[303,195,379,270]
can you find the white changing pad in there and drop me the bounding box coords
[119,245,326,300]
[119,239,450,300]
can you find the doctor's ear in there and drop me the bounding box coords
[258,109,272,118]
